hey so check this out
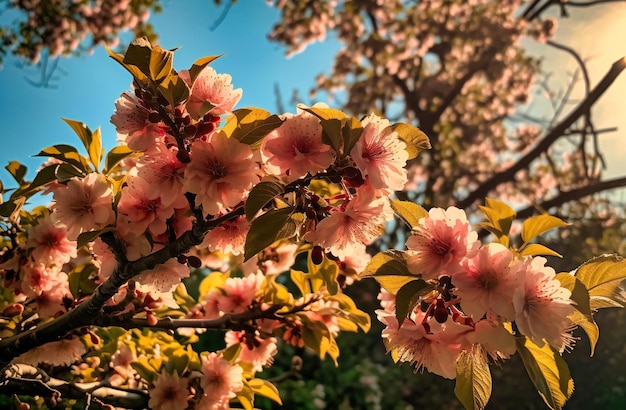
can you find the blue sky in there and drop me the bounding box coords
[0,1,340,184]
[1,1,625,191]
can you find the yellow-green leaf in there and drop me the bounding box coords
[573,254,626,309]
[104,145,139,175]
[244,207,297,261]
[223,108,284,147]
[521,214,570,244]
[188,55,222,86]
[298,104,348,153]
[342,116,363,155]
[88,127,103,172]
[519,243,562,258]
[568,309,599,356]
[244,181,285,221]
[123,37,173,83]
[479,198,516,241]
[36,144,90,173]
[555,273,593,322]
[308,252,340,296]
[105,45,149,85]
[62,118,92,155]
[247,378,282,404]
[455,345,492,410]
[5,161,27,186]
[395,279,431,326]
[390,200,429,229]
[158,73,190,108]
[390,123,431,159]
[516,337,574,410]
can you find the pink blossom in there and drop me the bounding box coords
[117,174,188,237]
[513,257,575,351]
[462,319,516,361]
[52,173,115,240]
[181,66,242,118]
[350,113,408,193]
[184,132,258,216]
[110,343,138,386]
[261,110,334,182]
[453,243,522,321]
[306,194,387,259]
[35,279,71,318]
[216,272,263,314]
[136,144,187,207]
[406,206,479,280]
[134,258,190,294]
[376,308,464,379]
[225,330,278,372]
[20,262,66,298]
[111,92,162,152]
[26,215,77,266]
[201,215,249,256]
[13,337,86,367]
[148,371,190,410]
[200,353,244,407]
[257,242,298,275]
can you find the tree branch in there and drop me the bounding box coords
[457,57,626,209]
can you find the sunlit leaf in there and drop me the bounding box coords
[519,243,562,258]
[36,144,90,173]
[88,127,103,171]
[395,279,430,326]
[105,45,149,85]
[455,345,492,410]
[68,263,98,299]
[521,214,570,244]
[55,163,86,183]
[342,116,363,155]
[308,253,340,296]
[247,378,282,404]
[104,145,139,175]
[223,108,284,147]
[360,250,417,294]
[123,37,173,83]
[555,273,593,322]
[568,309,599,356]
[244,181,285,221]
[298,104,348,153]
[516,337,574,410]
[390,199,429,229]
[76,227,116,249]
[390,123,431,159]
[158,73,190,108]
[479,198,516,242]
[5,161,27,186]
[62,118,92,154]
[244,207,297,261]
[188,55,222,86]
[573,254,626,309]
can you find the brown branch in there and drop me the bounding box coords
[457,57,626,209]
[0,207,245,363]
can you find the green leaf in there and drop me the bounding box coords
[130,357,158,384]
[104,145,139,175]
[521,214,570,244]
[519,243,562,258]
[390,123,431,159]
[298,104,348,153]
[55,163,85,183]
[76,227,116,249]
[223,108,284,147]
[13,164,58,198]
[5,161,27,186]
[360,250,417,294]
[188,55,222,86]
[573,254,626,309]
[0,196,25,220]
[36,144,90,173]
[88,127,104,171]
[455,345,492,410]
[555,273,593,322]
[395,279,431,326]
[309,253,340,296]
[516,337,574,410]
[390,200,429,229]
[105,44,149,85]
[244,181,285,221]
[235,387,254,410]
[479,198,516,246]
[244,207,297,261]
[247,378,282,404]
[158,73,191,108]
[122,37,173,83]
[569,309,599,356]
[68,263,98,299]
[62,118,93,158]
[342,116,363,155]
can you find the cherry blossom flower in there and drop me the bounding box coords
[376,308,465,379]
[136,144,187,207]
[117,174,188,238]
[181,66,242,118]
[216,272,264,314]
[258,242,299,275]
[261,110,334,182]
[225,330,278,372]
[462,319,517,361]
[513,257,576,351]
[148,370,190,410]
[406,206,479,280]
[111,92,162,152]
[134,258,190,295]
[201,215,250,256]
[110,342,138,387]
[350,113,408,193]
[35,281,71,318]
[20,262,66,298]
[199,353,244,408]
[306,194,388,259]
[52,173,115,240]
[26,215,77,266]
[184,132,258,216]
[453,243,522,321]
[13,337,86,367]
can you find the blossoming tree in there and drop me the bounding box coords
[0,37,625,410]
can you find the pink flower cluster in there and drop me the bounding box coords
[378,206,576,379]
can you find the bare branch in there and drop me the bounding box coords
[457,57,626,209]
